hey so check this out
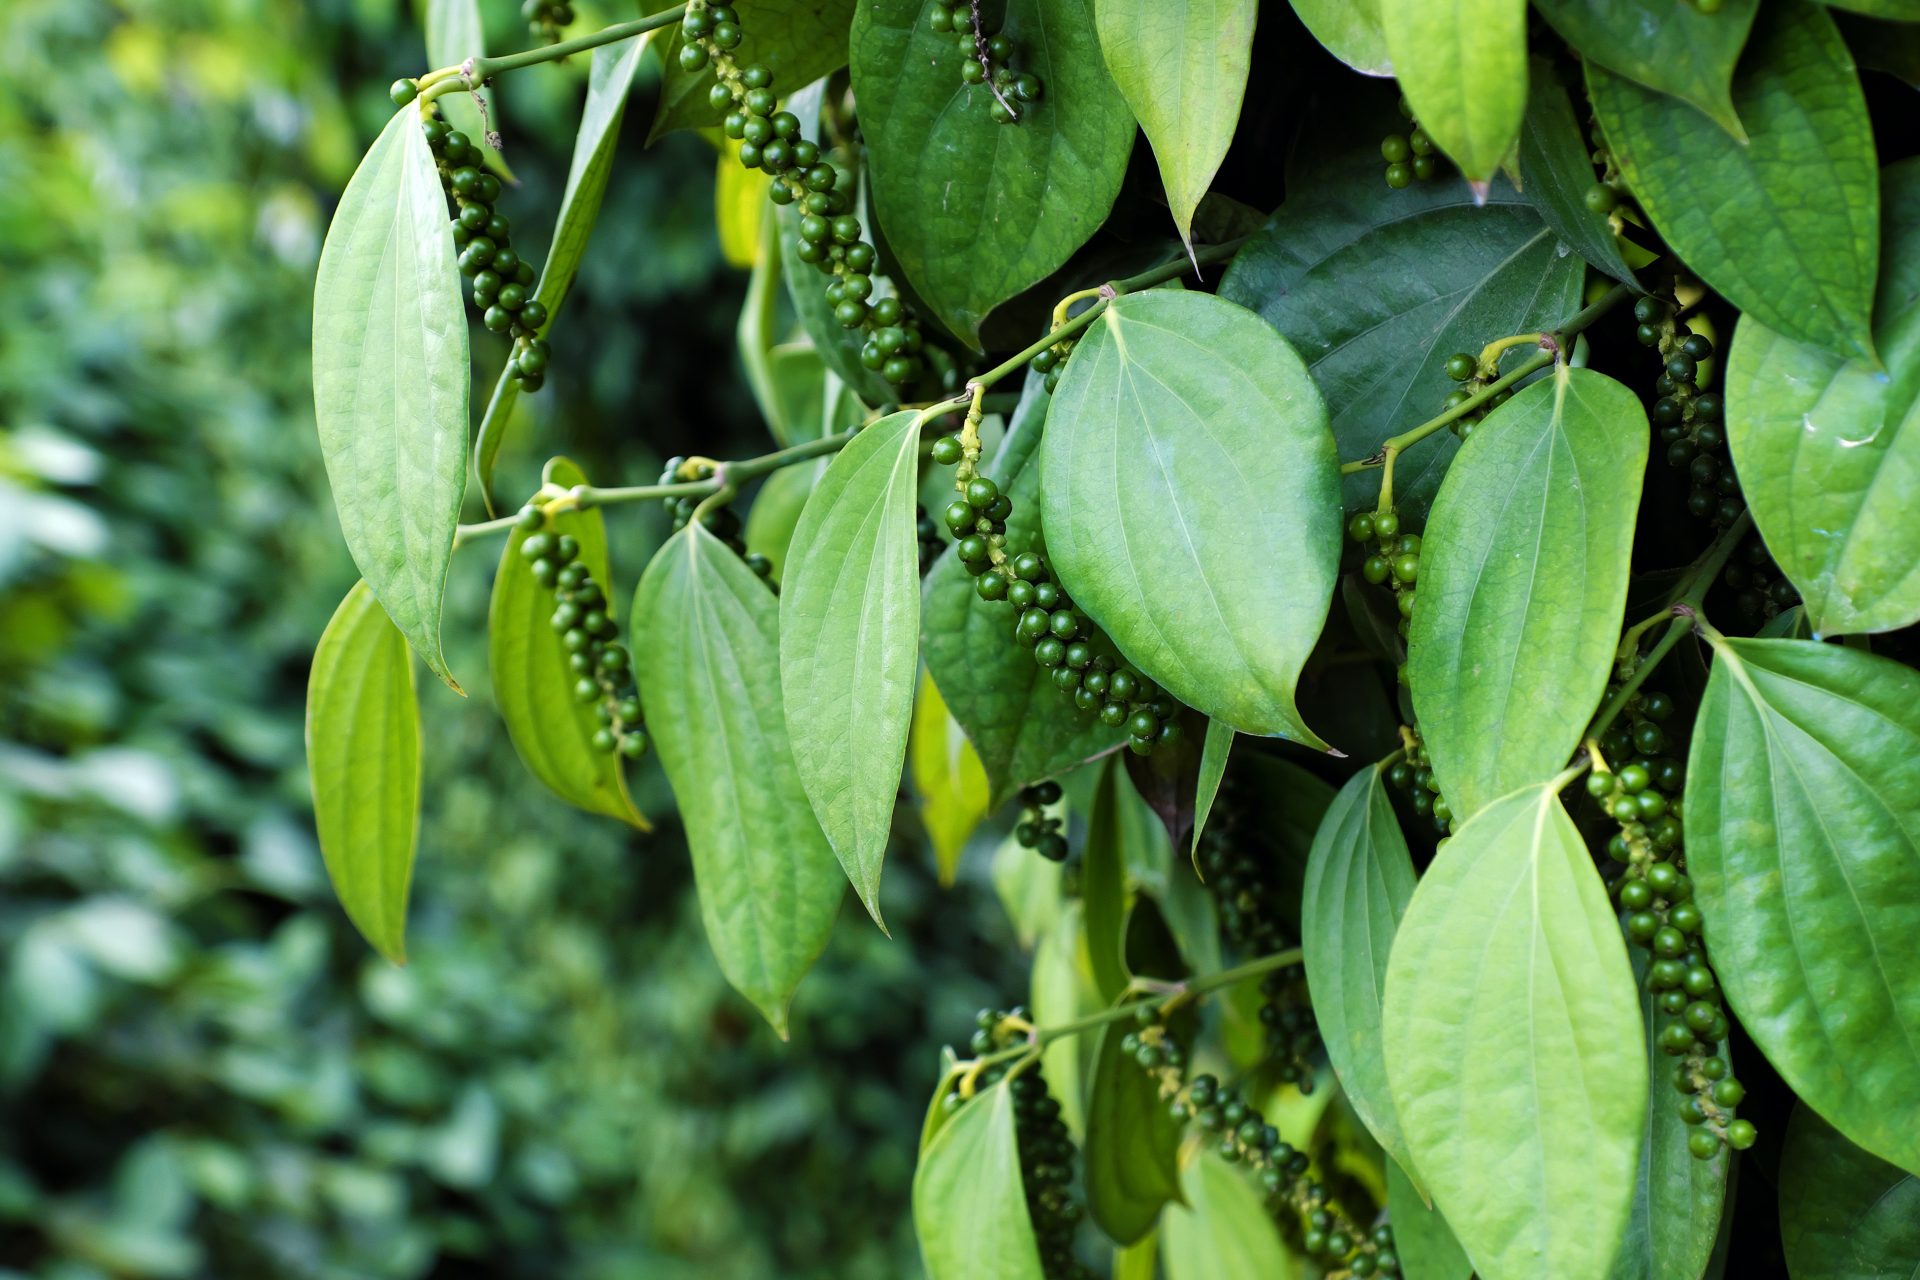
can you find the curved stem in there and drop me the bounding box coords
[420,6,687,101]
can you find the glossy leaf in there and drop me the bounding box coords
[648,0,858,138]
[1685,636,1920,1175]
[1288,0,1390,74]
[1515,64,1637,285]
[911,672,991,886]
[1725,159,1920,636]
[1041,291,1340,747]
[313,107,469,690]
[924,380,1122,804]
[1301,765,1418,1183]
[631,525,842,1036]
[1779,1104,1920,1279]
[1386,1159,1471,1280]
[1082,759,1133,1004]
[1032,904,1099,1140]
[1161,1152,1296,1280]
[422,0,511,179]
[1534,0,1758,134]
[1084,999,1184,1244]
[1586,0,1879,363]
[1095,0,1256,250]
[781,411,924,928]
[1219,144,1584,517]
[850,0,1133,347]
[1383,784,1646,1280]
[1379,0,1527,183]
[912,1082,1045,1280]
[306,581,420,965]
[488,459,648,829]
[1189,720,1233,862]
[1408,367,1647,822]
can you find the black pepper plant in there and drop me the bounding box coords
[305,1,1920,1276]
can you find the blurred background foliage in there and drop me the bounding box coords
[0,1,1027,1274]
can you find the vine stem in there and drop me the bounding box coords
[419,6,687,102]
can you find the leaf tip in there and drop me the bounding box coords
[1466,179,1491,207]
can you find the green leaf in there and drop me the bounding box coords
[1084,998,1185,1244]
[1287,0,1391,75]
[1383,784,1646,1280]
[1586,0,1879,363]
[994,829,1066,951]
[313,107,470,691]
[912,1082,1046,1280]
[1218,144,1585,518]
[744,459,823,583]
[630,524,843,1036]
[1684,635,1920,1176]
[850,0,1134,347]
[920,1046,963,1153]
[1725,160,1920,637]
[422,0,512,180]
[1408,367,1647,822]
[1606,949,1730,1280]
[1534,0,1758,135]
[1779,1104,1920,1279]
[1161,1152,1296,1280]
[1094,0,1256,250]
[1041,291,1340,747]
[1515,63,1638,285]
[923,380,1122,805]
[306,581,420,965]
[1823,0,1920,17]
[1386,1159,1471,1280]
[1082,758,1133,1004]
[1379,0,1527,183]
[648,0,859,140]
[1032,903,1100,1140]
[1837,10,1920,88]
[1189,720,1233,863]
[1116,1235,1159,1280]
[1301,765,1418,1184]
[488,460,649,829]
[911,671,991,886]
[780,410,923,927]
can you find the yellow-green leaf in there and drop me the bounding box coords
[910,671,991,886]
[1380,0,1527,183]
[913,1082,1046,1280]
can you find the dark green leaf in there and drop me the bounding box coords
[850,0,1134,347]
[307,580,420,965]
[1408,367,1647,821]
[648,0,858,140]
[1094,0,1256,249]
[313,107,470,690]
[912,1082,1046,1280]
[1084,999,1185,1243]
[1725,159,1920,637]
[1041,291,1340,747]
[1379,0,1528,183]
[1516,63,1638,285]
[780,410,924,928]
[1822,0,1920,17]
[1779,1104,1920,1279]
[1082,758,1133,1004]
[1685,635,1920,1175]
[1386,1159,1471,1280]
[1219,146,1584,518]
[1160,1152,1291,1279]
[488,458,649,829]
[1383,784,1646,1280]
[1837,10,1920,88]
[630,525,843,1036]
[1301,765,1418,1184]
[1288,0,1391,74]
[1534,0,1758,134]
[1586,0,1879,362]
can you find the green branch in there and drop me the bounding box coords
[418,6,687,102]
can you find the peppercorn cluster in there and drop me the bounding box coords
[1589,686,1753,1157]
[657,456,775,587]
[1013,780,1069,862]
[522,0,572,42]
[513,506,648,760]
[927,1,1046,124]
[677,2,929,388]
[1380,97,1445,189]
[1030,338,1074,395]
[1437,348,1514,441]
[916,505,946,576]
[1383,729,1456,837]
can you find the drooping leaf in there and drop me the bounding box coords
[1189,720,1233,863]
[648,0,859,140]
[1379,0,1527,183]
[1685,636,1920,1176]
[1161,1152,1297,1280]
[306,581,420,965]
[1082,758,1133,1004]
[313,107,469,690]
[1779,1104,1920,1279]
[1287,0,1391,75]
[850,0,1134,347]
[1041,291,1340,747]
[924,379,1123,805]
[1301,765,1418,1184]
[1218,142,1585,517]
[1122,709,1209,854]
[1515,63,1638,285]
[1586,0,1879,363]
[1084,997,1185,1244]
[780,411,924,927]
[912,1082,1046,1280]
[1533,0,1758,135]
[1032,903,1100,1140]
[488,459,649,829]
[630,525,843,1036]
[421,0,512,179]
[1386,1160,1471,1280]
[1408,367,1647,822]
[1725,159,1920,637]
[1094,0,1257,250]
[911,671,992,886]
[1383,784,1646,1280]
